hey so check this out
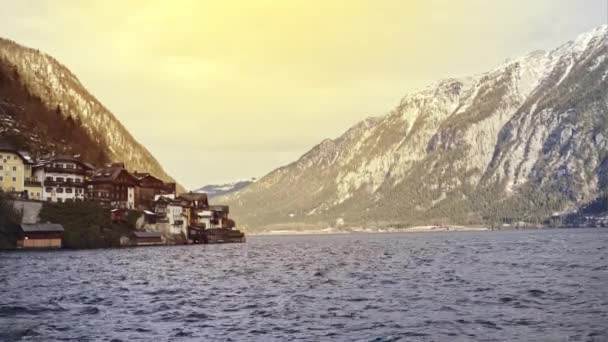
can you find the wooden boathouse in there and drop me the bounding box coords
[17,223,64,249]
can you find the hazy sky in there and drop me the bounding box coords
[1,1,606,189]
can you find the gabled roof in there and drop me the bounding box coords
[17,151,34,164]
[0,143,35,164]
[178,192,209,202]
[90,165,138,183]
[35,155,94,169]
[134,172,165,187]
[133,172,150,179]
[20,223,64,232]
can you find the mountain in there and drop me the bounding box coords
[0,37,182,190]
[194,179,255,198]
[220,25,608,231]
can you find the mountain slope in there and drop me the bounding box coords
[194,179,255,198]
[0,38,181,190]
[221,25,608,231]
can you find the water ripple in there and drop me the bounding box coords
[0,229,607,341]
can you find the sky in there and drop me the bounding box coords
[0,0,606,189]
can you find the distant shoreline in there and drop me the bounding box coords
[248,225,550,236]
[247,226,602,236]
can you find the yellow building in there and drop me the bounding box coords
[0,146,41,199]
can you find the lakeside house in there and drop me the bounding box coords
[0,143,38,199]
[152,193,244,243]
[17,223,64,249]
[133,172,176,210]
[129,231,163,246]
[154,196,187,235]
[32,156,93,203]
[87,162,139,209]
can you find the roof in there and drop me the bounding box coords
[34,156,95,169]
[90,165,138,183]
[0,143,35,164]
[133,172,150,179]
[178,193,208,202]
[132,231,162,238]
[20,223,64,233]
[17,151,34,164]
[50,155,93,168]
[210,205,229,213]
[197,210,213,217]
[83,162,96,170]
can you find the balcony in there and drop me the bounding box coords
[43,166,87,175]
[24,178,42,187]
[43,179,86,187]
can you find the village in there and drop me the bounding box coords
[0,143,245,249]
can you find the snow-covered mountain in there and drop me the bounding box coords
[220,25,608,231]
[194,179,255,198]
[0,37,181,190]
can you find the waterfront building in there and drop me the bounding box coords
[154,196,188,235]
[133,172,176,210]
[32,156,92,203]
[87,162,138,209]
[17,223,64,249]
[0,143,38,197]
[130,231,163,246]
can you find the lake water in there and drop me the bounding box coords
[1,229,607,341]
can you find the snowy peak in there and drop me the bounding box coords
[194,179,255,198]
[219,25,608,231]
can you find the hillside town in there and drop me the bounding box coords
[0,143,245,249]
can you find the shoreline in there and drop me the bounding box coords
[247,225,555,236]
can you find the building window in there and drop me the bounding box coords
[36,192,40,197]
[67,178,73,183]
[45,187,53,192]
[46,177,53,182]
[0,166,3,171]
[0,176,3,181]
[12,177,16,182]
[12,166,17,171]
[57,198,63,203]
[66,188,73,194]
[56,177,64,182]
[56,188,64,193]
[75,178,81,183]
[13,156,17,160]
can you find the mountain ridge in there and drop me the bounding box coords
[0,37,183,191]
[219,25,608,231]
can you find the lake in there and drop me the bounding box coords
[1,229,607,341]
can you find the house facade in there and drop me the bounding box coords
[153,196,188,235]
[0,145,37,197]
[32,156,92,203]
[133,172,176,209]
[87,163,138,209]
[17,223,64,249]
